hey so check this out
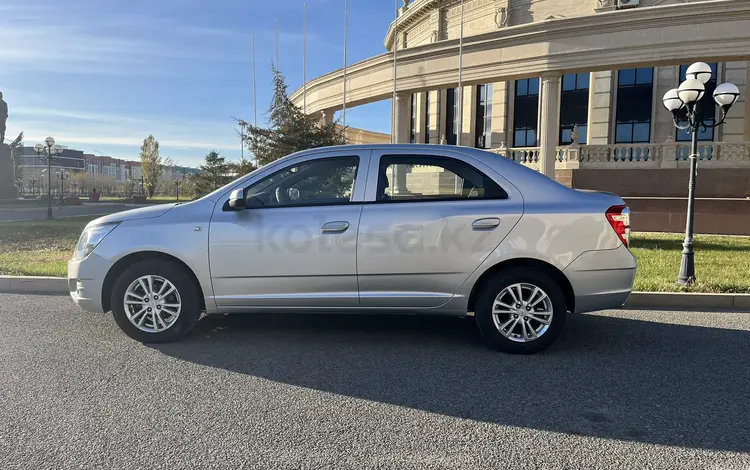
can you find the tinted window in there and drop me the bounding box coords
[513,78,539,147]
[245,157,358,208]
[377,155,507,202]
[615,68,654,144]
[559,73,589,145]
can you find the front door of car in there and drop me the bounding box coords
[356,150,523,308]
[209,151,369,309]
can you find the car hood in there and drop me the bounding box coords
[88,203,178,226]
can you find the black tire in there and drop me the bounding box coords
[110,259,201,343]
[475,267,567,354]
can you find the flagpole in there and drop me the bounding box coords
[391,0,399,144]
[253,33,257,127]
[457,0,465,147]
[303,3,307,114]
[343,0,349,127]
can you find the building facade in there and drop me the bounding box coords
[293,0,750,234]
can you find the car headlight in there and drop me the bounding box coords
[73,223,119,260]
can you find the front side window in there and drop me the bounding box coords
[560,73,589,145]
[245,156,358,208]
[475,84,493,148]
[615,68,653,144]
[677,63,718,141]
[376,155,507,202]
[513,78,539,147]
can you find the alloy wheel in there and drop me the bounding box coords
[491,283,553,343]
[123,275,182,333]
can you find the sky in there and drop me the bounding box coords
[0,0,395,167]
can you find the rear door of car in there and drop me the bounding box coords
[356,148,523,308]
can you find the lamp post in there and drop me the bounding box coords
[175,179,180,201]
[139,176,145,197]
[56,169,69,204]
[662,62,741,285]
[34,137,62,219]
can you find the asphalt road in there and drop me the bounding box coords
[0,204,137,222]
[1,294,748,469]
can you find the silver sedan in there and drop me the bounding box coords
[68,144,636,353]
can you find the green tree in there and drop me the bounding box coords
[229,158,257,178]
[139,135,163,198]
[193,150,231,196]
[239,67,347,167]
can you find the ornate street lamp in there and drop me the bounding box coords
[34,137,63,219]
[662,62,741,285]
[56,169,69,204]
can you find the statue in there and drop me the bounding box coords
[495,7,509,28]
[0,91,7,145]
[570,125,580,146]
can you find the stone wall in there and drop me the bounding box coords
[625,197,750,236]
[569,168,750,198]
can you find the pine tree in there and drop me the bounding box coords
[239,67,347,167]
[194,150,231,196]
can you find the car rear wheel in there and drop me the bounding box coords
[475,267,567,354]
[110,259,201,343]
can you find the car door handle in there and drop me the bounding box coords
[472,218,501,230]
[321,221,350,233]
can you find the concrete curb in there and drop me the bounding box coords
[1,276,748,311]
[0,276,68,295]
[625,292,750,311]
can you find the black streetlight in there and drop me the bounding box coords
[56,169,69,204]
[139,176,145,196]
[175,179,180,201]
[34,137,62,219]
[662,62,741,285]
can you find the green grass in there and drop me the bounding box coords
[0,216,96,276]
[1,219,749,293]
[630,233,750,294]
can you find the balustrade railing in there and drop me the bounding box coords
[491,141,750,169]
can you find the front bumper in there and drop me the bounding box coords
[68,253,112,313]
[564,244,637,314]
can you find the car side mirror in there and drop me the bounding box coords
[228,189,246,210]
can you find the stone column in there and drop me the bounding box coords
[539,72,562,178]
[393,92,410,143]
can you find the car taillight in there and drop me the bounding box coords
[606,205,630,247]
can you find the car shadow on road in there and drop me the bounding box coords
[151,311,750,453]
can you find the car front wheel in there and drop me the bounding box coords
[475,267,567,354]
[110,259,201,343]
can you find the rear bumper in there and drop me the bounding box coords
[68,253,112,313]
[564,245,637,314]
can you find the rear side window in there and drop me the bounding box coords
[376,155,508,202]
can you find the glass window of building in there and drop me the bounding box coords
[445,88,458,145]
[559,73,590,145]
[475,84,493,148]
[677,63,718,141]
[615,68,653,144]
[424,92,431,144]
[409,94,417,143]
[513,78,539,147]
